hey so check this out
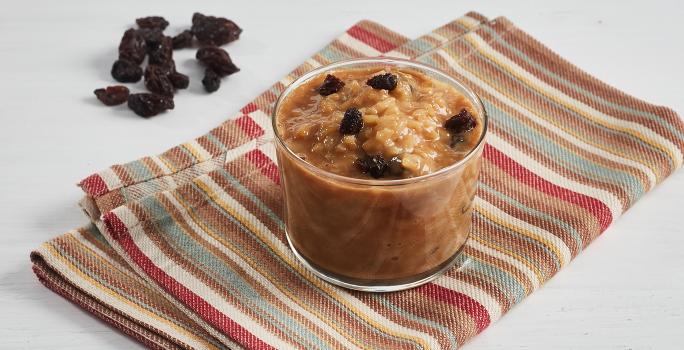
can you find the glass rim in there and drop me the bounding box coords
[271,57,488,187]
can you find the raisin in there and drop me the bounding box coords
[318,74,345,96]
[118,28,146,64]
[93,85,130,106]
[138,28,164,52]
[172,30,194,49]
[196,46,239,76]
[168,72,189,89]
[444,109,477,135]
[127,93,174,117]
[148,36,173,66]
[366,73,397,91]
[136,16,169,30]
[339,107,363,135]
[355,155,388,179]
[202,68,221,93]
[387,156,404,176]
[144,65,175,96]
[191,12,242,46]
[111,59,143,82]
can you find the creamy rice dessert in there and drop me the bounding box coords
[277,67,482,180]
[274,62,485,287]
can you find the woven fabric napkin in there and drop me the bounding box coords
[31,13,489,350]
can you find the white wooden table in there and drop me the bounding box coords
[1,0,682,348]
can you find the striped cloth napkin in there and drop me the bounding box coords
[31,12,683,349]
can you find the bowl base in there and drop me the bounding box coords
[285,231,467,292]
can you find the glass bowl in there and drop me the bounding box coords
[272,57,488,292]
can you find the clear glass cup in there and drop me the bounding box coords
[272,58,488,292]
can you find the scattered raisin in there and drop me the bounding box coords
[196,46,240,76]
[148,36,173,66]
[136,16,169,30]
[168,72,189,89]
[366,73,397,91]
[444,109,477,135]
[99,14,244,116]
[93,85,130,106]
[172,30,194,49]
[191,12,242,46]
[387,156,404,176]
[127,93,174,117]
[144,65,175,96]
[339,107,363,135]
[318,74,345,96]
[111,59,143,82]
[202,68,221,93]
[118,28,146,65]
[138,28,164,52]
[355,155,388,179]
